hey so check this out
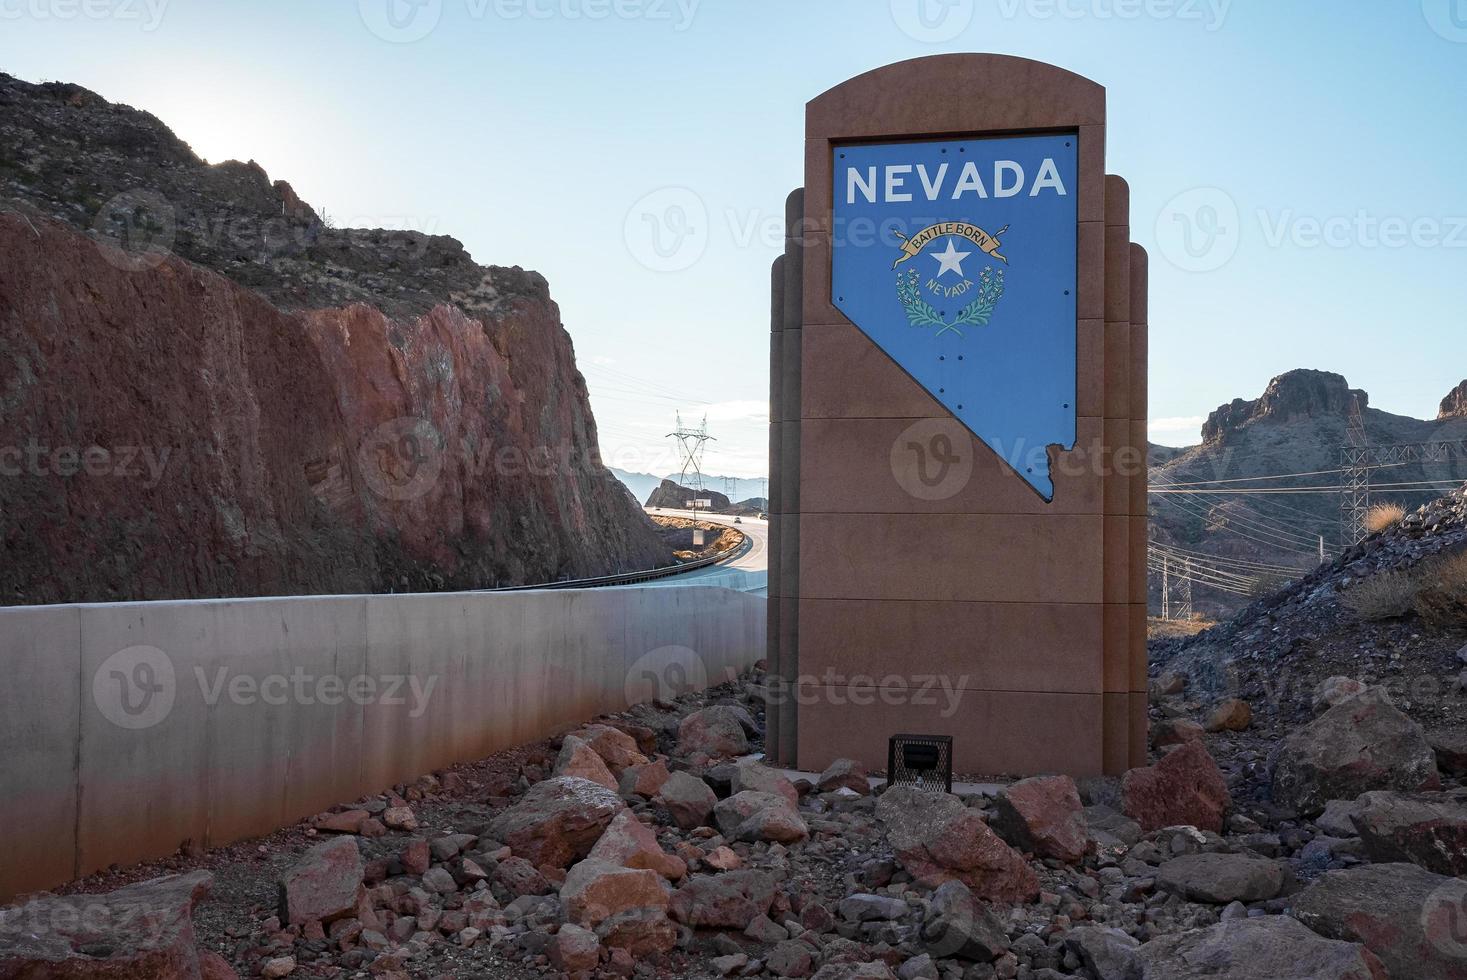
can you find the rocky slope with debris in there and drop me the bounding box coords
[0,73,669,603]
[1151,369,1467,618]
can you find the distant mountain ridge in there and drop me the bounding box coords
[1150,369,1467,617]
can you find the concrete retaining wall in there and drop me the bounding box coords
[0,585,764,900]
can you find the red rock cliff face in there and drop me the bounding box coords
[0,214,667,605]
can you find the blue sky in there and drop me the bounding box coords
[3,0,1465,474]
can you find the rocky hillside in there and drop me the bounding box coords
[645,479,732,513]
[0,73,669,604]
[1151,369,1467,618]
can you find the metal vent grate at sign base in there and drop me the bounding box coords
[886,734,953,793]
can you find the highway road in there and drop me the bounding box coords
[641,508,768,592]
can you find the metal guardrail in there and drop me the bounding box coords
[489,531,749,592]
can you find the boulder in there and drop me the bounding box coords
[573,724,650,775]
[1205,698,1252,732]
[487,776,625,868]
[1430,731,1467,777]
[492,856,552,897]
[837,894,908,922]
[548,923,601,973]
[594,907,678,956]
[1350,790,1467,875]
[1152,718,1204,748]
[559,859,670,927]
[1121,741,1230,833]
[731,761,799,807]
[0,871,214,979]
[1294,862,1467,980]
[658,770,718,830]
[1312,676,1368,714]
[1314,798,1363,838]
[990,775,1090,863]
[1272,691,1439,816]
[676,705,752,759]
[1084,805,1143,848]
[279,837,363,925]
[669,870,778,930]
[874,785,1038,905]
[587,809,687,880]
[617,759,672,799]
[712,790,810,844]
[921,880,1010,962]
[1063,926,1140,980]
[1155,852,1285,904]
[1135,916,1385,979]
[768,940,816,978]
[313,809,369,834]
[817,759,871,795]
[554,735,619,790]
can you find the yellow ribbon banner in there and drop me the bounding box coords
[892,222,1009,269]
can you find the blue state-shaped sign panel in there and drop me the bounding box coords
[832,134,1079,500]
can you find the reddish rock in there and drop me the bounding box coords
[560,860,671,927]
[0,871,214,979]
[279,837,364,926]
[618,759,672,799]
[1272,692,1439,816]
[990,775,1091,863]
[198,951,240,980]
[676,706,752,759]
[1205,698,1252,733]
[703,846,742,871]
[574,725,651,776]
[874,786,1039,905]
[1312,677,1368,715]
[658,770,718,831]
[549,923,601,973]
[731,762,800,807]
[488,776,625,869]
[1351,791,1467,876]
[1122,740,1230,833]
[1153,718,1205,748]
[314,810,369,834]
[493,856,553,897]
[398,839,430,876]
[554,735,618,791]
[587,810,687,881]
[595,908,678,956]
[712,791,809,844]
[669,870,778,930]
[0,185,669,606]
[817,759,871,796]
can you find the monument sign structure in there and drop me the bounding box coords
[768,55,1149,777]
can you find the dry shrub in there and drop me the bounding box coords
[1365,502,1407,534]
[1344,570,1421,621]
[1415,549,1467,627]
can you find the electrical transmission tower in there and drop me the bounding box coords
[724,476,739,502]
[1179,559,1194,621]
[1161,554,1171,620]
[667,413,715,499]
[1341,394,1371,548]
